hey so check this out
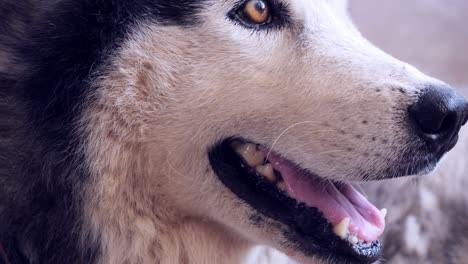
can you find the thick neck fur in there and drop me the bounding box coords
[82,133,251,264]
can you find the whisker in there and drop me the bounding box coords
[280,129,337,157]
[266,121,322,161]
[164,150,193,189]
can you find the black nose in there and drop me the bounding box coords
[408,85,468,152]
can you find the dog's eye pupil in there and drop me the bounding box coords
[242,0,270,25]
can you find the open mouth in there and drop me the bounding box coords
[208,138,387,264]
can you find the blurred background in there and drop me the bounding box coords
[349,0,468,96]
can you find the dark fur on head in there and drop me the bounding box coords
[0,0,203,263]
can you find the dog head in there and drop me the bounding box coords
[91,0,468,263]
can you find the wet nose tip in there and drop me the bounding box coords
[408,85,467,151]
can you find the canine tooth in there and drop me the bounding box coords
[381,208,388,219]
[233,143,264,167]
[333,217,350,238]
[277,182,286,191]
[348,234,359,245]
[256,164,276,182]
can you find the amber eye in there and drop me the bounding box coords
[240,0,271,25]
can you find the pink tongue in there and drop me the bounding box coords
[265,152,385,242]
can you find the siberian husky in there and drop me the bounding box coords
[1,0,467,263]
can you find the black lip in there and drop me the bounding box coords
[208,138,382,264]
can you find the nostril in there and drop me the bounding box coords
[440,113,457,134]
[416,112,456,136]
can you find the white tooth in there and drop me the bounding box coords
[348,234,359,245]
[277,181,286,192]
[333,217,350,238]
[233,143,264,167]
[381,208,387,219]
[256,164,276,182]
